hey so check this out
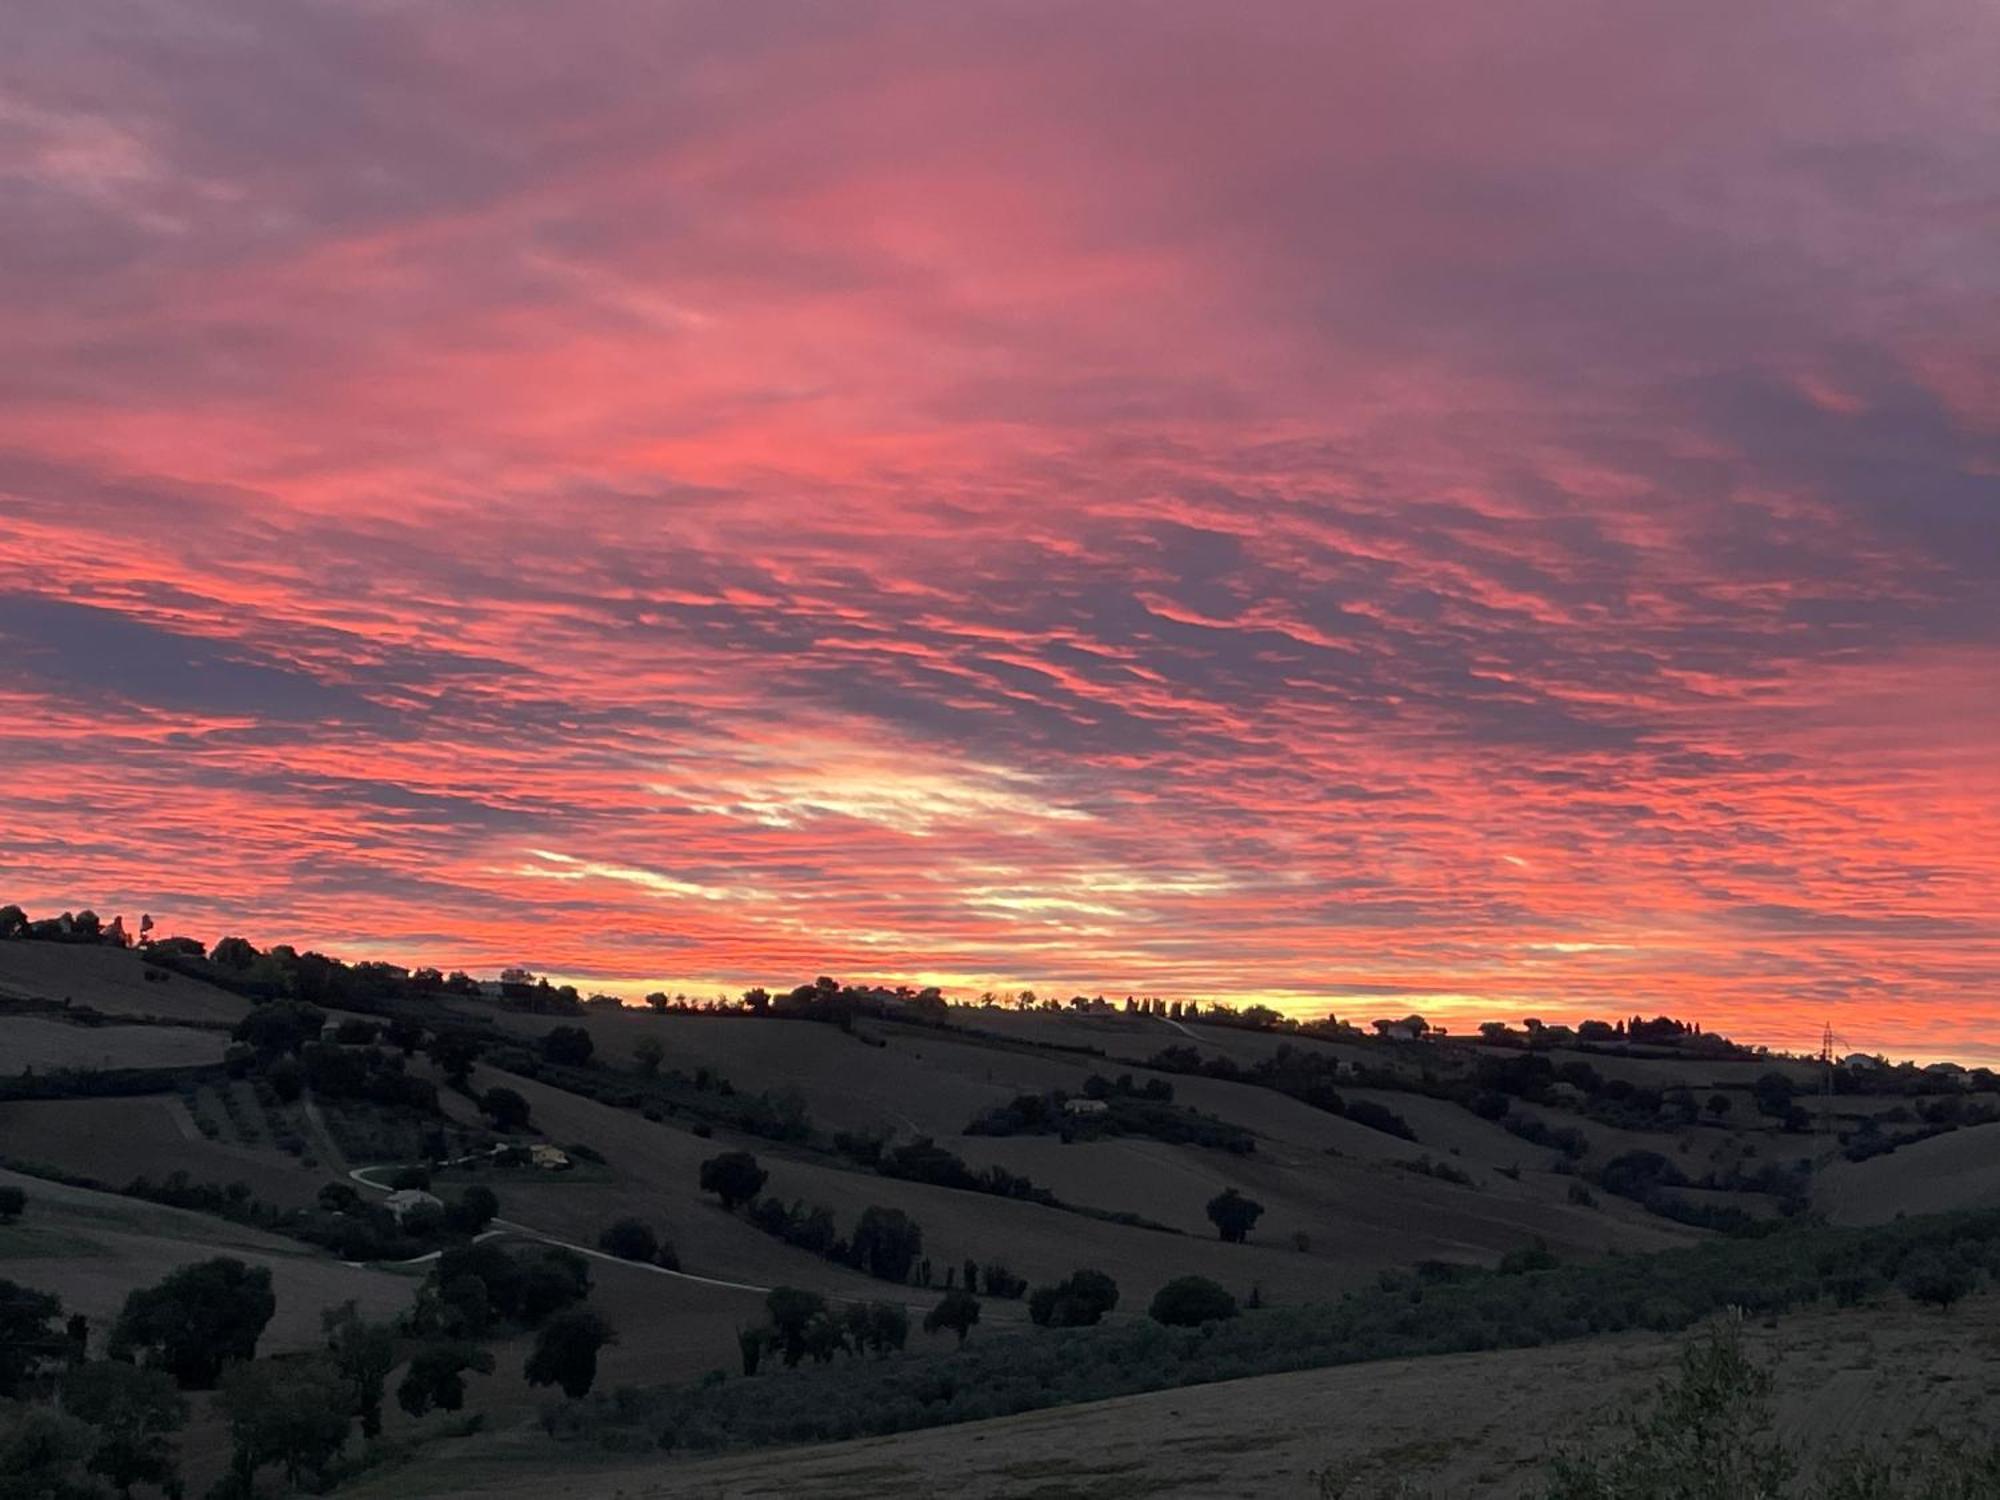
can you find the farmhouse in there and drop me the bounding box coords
[1062,1098,1110,1117]
[383,1188,443,1221]
[530,1144,573,1170]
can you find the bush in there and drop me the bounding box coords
[1149,1275,1239,1326]
[0,1186,24,1223]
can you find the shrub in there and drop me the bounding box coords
[0,1186,24,1223]
[1149,1275,1239,1326]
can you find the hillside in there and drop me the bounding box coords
[369,1294,2000,1499]
[6,936,2000,1497]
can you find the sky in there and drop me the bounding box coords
[1,2,1996,1058]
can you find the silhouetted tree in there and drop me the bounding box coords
[1752,1071,1796,1118]
[842,1301,909,1358]
[597,1217,659,1263]
[322,1301,396,1438]
[481,1086,531,1131]
[851,1206,924,1283]
[763,1286,828,1367]
[108,1258,275,1389]
[0,1276,65,1398]
[0,1186,24,1223]
[396,1343,493,1417]
[699,1151,768,1211]
[1900,1251,1977,1313]
[526,1311,616,1398]
[923,1289,981,1346]
[1028,1269,1120,1327]
[633,1036,665,1076]
[218,1355,350,1491]
[60,1359,188,1498]
[445,1185,499,1236]
[541,1025,594,1066]
[1205,1187,1265,1243]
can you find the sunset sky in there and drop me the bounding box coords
[2,3,1995,1056]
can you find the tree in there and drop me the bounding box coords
[1028,1269,1120,1328]
[428,1033,480,1086]
[843,1301,909,1358]
[1899,1251,1977,1313]
[699,1151,767,1211]
[0,1186,24,1223]
[0,1402,98,1499]
[0,1276,66,1398]
[517,1247,592,1326]
[217,1355,351,1491]
[597,1217,659,1263]
[231,1001,326,1056]
[444,1185,499,1236]
[633,1036,665,1076]
[541,1026,594,1066]
[482,1086,531,1131]
[525,1309,615,1398]
[763,1286,829,1367]
[108,1258,276,1389]
[1752,1070,1797,1119]
[0,904,28,939]
[396,1343,493,1417]
[60,1360,188,1498]
[1149,1275,1240,1326]
[317,1182,362,1215]
[1205,1187,1265,1243]
[923,1289,981,1346]
[1706,1093,1732,1120]
[851,1205,924,1283]
[209,935,258,969]
[321,1301,397,1438]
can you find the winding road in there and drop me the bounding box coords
[343,1162,775,1293]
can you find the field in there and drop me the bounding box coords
[0,939,252,1023]
[0,1013,227,1069]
